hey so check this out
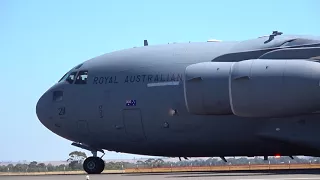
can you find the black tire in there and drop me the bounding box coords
[83,156,105,174]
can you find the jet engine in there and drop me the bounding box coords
[184,59,320,118]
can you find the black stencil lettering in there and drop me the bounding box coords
[141,75,146,82]
[130,76,135,83]
[114,76,119,83]
[93,77,98,84]
[104,77,109,84]
[109,77,113,83]
[58,107,65,115]
[147,75,152,82]
[93,74,183,84]
[160,74,165,81]
[99,77,104,84]
[154,75,159,82]
[136,75,141,82]
[99,105,103,118]
[124,76,129,83]
[171,74,176,81]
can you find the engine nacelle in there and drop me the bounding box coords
[184,59,320,117]
[184,62,234,115]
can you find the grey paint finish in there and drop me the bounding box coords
[36,33,320,159]
[184,62,233,115]
[230,59,320,118]
[122,109,146,142]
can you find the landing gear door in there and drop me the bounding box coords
[122,109,146,142]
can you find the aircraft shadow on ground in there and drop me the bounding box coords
[122,169,320,178]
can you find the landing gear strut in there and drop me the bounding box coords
[72,142,105,174]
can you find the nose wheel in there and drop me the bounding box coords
[71,142,106,174]
[83,156,105,174]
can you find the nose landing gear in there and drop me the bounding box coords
[71,142,105,174]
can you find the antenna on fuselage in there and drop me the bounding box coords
[144,40,148,46]
[264,31,283,44]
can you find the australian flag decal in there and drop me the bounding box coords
[126,100,137,106]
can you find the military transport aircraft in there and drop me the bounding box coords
[36,31,320,174]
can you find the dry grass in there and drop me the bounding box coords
[1,164,320,176]
[124,164,320,173]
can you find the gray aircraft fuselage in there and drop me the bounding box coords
[36,34,320,158]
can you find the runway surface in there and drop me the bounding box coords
[2,171,320,180]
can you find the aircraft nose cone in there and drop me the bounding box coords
[36,92,50,126]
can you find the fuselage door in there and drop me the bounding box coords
[122,109,146,142]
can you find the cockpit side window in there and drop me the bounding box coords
[75,70,88,84]
[66,72,77,84]
[58,72,68,82]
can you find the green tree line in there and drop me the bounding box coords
[1,151,320,172]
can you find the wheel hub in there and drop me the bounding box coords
[87,161,96,170]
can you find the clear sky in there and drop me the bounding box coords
[1,0,320,162]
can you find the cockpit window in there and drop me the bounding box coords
[58,72,68,82]
[75,70,88,84]
[58,71,75,83]
[66,72,77,84]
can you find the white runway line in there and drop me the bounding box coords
[236,178,320,180]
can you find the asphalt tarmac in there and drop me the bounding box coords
[1,171,320,180]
